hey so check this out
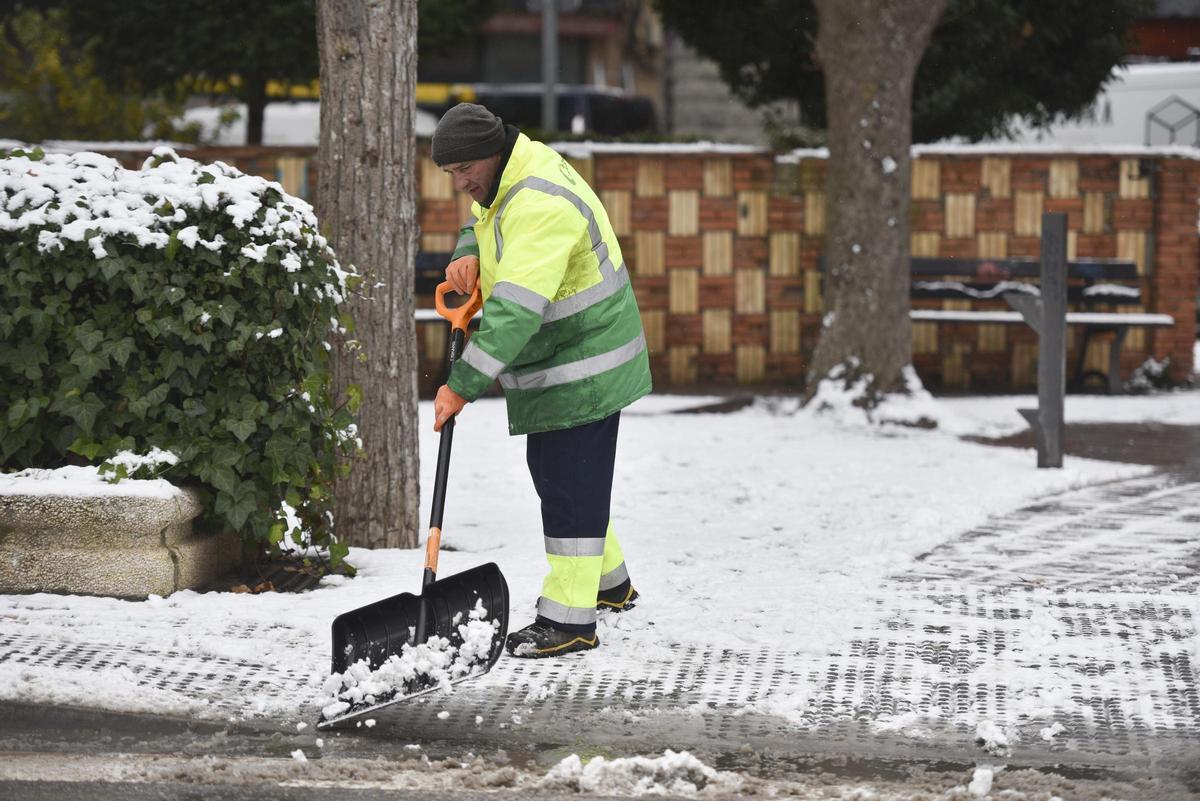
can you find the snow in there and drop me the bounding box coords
[777,142,1200,163]
[1039,722,1066,741]
[542,749,741,796]
[2,389,1197,726]
[974,720,1012,756]
[321,599,499,720]
[551,141,765,159]
[912,280,1039,299]
[105,448,179,473]
[1083,283,1141,299]
[807,362,941,428]
[0,464,186,500]
[934,390,1200,439]
[0,139,193,153]
[909,309,1174,326]
[0,147,349,313]
[967,765,997,797]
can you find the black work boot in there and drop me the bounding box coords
[505,621,598,658]
[596,581,639,612]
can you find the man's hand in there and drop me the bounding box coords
[433,384,468,431]
[446,255,480,295]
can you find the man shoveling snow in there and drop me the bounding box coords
[430,102,652,658]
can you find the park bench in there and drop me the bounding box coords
[906,257,1174,394]
[414,249,1175,394]
[414,250,454,322]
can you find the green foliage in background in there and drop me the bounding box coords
[0,147,360,567]
[656,0,1152,144]
[0,6,197,142]
[49,0,494,145]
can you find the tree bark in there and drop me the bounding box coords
[317,0,421,549]
[806,0,946,405]
[245,73,267,146]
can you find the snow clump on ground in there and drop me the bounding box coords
[807,361,940,428]
[541,749,742,797]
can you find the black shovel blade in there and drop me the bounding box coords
[319,563,509,729]
[330,562,509,675]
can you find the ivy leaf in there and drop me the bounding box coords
[99,257,125,280]
[68,436,104,461]
[264,434,296,470]
[346,384,363,414]
[108,337,136,368]
[214,482,259,530]
[210,465,239,494]
[7,398,28,428]
[328,541,350,569]
[50,392,105,435]
[69,349,109,381]
[160,350,185,378]
[0,343,46,380]
[74,327,106,353]
[225,418,257,442]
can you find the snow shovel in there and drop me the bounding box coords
[317,282,508,730]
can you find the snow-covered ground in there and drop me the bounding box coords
[6,389,1196,722]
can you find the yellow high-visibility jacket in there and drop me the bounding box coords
[446,133,652,434]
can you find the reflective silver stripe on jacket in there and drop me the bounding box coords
[492,280,549,316]
[544,536,607,558]
[499,331,646,391]
[455,216,478,252]
[537,596,596,626]
[460,340,506,380]
[495,176,598,261]
[598,561,629,591]
[494,175,620,276]
[542,264,629,324]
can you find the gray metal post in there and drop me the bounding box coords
[1017,212,1067,468]
[541,0,558,133]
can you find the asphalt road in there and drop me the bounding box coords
[2,701,1197,801]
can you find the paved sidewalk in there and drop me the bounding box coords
[1,423,1198,798]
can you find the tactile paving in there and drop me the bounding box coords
[2,476,1198,771]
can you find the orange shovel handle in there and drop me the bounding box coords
[434,281,482,333]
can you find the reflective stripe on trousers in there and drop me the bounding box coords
[527,412,625,634]
[537,521,628,629]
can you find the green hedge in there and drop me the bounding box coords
[0,146,359,565]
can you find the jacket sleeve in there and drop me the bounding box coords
[450,220,479,260]
[446,198,583,401]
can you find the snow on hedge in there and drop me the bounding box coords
[0,145,349,311]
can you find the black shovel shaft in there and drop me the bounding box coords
[428,327,464,535]
[416,326,466,644]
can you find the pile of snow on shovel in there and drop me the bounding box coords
[321,600,498,720]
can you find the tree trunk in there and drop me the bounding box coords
[316,0,421,549]
[806,0,946,405]
[245,73,267,146]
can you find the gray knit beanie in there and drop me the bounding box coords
[432,103,506,166]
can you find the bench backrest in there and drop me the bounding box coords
[910,257,1138,281]
[415,251,1143,304]
[415,251,452,294]
[909,257,1141,304]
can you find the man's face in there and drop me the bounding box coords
[443,154,501,204]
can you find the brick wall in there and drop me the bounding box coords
[108,143,1199,394]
